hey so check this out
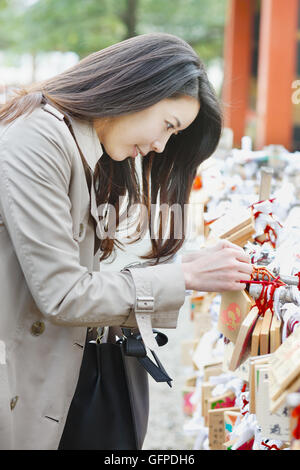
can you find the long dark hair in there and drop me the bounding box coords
[0,32,222,262]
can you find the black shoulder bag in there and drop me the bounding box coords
[58,328,172,450]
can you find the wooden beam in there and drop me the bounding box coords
[256,0,299,150]
[222,0,254,147]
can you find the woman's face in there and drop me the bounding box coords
[93,96,200,161]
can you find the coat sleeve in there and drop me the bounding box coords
[0,110,186,349]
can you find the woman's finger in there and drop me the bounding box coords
[233,281,248,290]
[235,251,251,264]
[237,262,253,275]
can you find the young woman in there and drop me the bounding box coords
[0,33,252,450]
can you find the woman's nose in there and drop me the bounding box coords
[151,138,168,153]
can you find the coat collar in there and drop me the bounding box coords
[42,102,103,173]
[68,116,104,173]
[68,116,104,250]
[42,102,104,251]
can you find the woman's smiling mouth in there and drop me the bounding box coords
[133,145,144,157]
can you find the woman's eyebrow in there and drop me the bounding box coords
[172,115,181,128]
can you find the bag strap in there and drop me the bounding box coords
[121,328,173,387]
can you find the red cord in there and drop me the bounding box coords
[240,267,286,317]
[253,210,262,220]
[240,392,249,416]
[255,224,278,248]
[261,441,281,450]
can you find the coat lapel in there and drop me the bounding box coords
[68,117,104,247]
[68,117,103,173]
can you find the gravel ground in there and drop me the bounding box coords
[100,238,194,450]
[142,297,194,450]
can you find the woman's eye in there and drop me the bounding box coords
[166,122,175,132]
[166,121,181,136]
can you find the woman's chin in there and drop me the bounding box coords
[108,153,130,162]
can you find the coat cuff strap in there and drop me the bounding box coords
[122,267,158,351]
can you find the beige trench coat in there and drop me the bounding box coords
[0,102,186,450]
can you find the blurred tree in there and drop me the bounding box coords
[121,0,139,39]
[0,0,226,70]
[0,0,19,49]
[139,0,226,62]
[5,0,129,58]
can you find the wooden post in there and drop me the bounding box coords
[256,0,299,150]
[259,166,273,201]
[222,0,254,147]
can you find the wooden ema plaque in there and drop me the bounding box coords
[270,315,282,353]
[208,205,255,248]
[191,292,216,340]
[180,339,198,366]
[250,316,263,356]
[189,293,205,317]
[208,207,254,240]
[222,341,250,382]
[259,309,273,355]
[226,223,256,247]
[190,292,217,315]
[250,311,281,357]
[224,410,241,442]
[269,326,300,403]
[203,361,223,381]
[270,374,300,414]
[218,290,255,343]
[228,307,259,371]
[208,392,236,413]
[193,312,212,340]
[201,382,215,426]
[249,355,271,414]
[255,364,290,441]
[208,407,240,450]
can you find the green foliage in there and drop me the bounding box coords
[138,0,227,63]
[0,0,227,63]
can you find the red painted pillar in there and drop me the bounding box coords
[256,0,299,150]
[222,0,254,147]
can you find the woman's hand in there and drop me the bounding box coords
[181,240,253,292]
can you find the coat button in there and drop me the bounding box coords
[10,396,19,410]
[31,321,45,336]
